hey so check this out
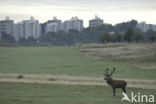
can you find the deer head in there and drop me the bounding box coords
[104,67,115,81]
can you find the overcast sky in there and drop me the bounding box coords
[0,0,156,27]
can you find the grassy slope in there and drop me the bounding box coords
[0,47,155,79]
[77,43,156,69]
[0,82,155,104]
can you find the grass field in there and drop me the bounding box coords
[76,43,156,70]
[0,82,155,104]
[0,46,156,80]
[0,44,156,104]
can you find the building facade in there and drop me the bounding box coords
[45,17,62,33]
[14,22,23,41]
[14,17,41,41]
[40,23,46,35]
[64,17,83,32]
[0,17,14,40]
[89,16,103,27]
[137,22,156,32]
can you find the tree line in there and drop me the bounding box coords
[0,20,156,46]
[100,28,145,43]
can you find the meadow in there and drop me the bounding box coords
[0,82,155,104]
[0,43,156,104]
[75,43,156,70]
[0,45,156,80]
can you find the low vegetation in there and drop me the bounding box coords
[0,41,155,104]
[75,43,156,70]
[0,82,155,104]
[17,75,23,79]
[0,46,155,80]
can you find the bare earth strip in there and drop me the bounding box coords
[0,73,155,90]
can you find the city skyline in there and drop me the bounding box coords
[0,0,156,27]
[1,15,156,42]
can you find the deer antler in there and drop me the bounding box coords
[109,67,115,76]
[104,68,109,75]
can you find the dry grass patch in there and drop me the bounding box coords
[74,43,156,69]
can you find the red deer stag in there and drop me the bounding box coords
[104,67,127,96]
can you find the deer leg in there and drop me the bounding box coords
[113,88,116,96]
[124,87,126,93]
[122,87,126,93]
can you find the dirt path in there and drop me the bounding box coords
[0,73,155,89]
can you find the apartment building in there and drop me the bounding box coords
[89,16,103,27]
[0,17,14,40]
[64,17,83,32]
[14,17,40,40]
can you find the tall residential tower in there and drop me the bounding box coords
[14,17,41,41]
[64,16,83,32]
[89,16,103,27]
[0,17,14,40]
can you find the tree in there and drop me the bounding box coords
[100,33,113,43]
[105,33,111,42]
[124,28,134,43]
[114,20,138,32]
[133,32,143,42]
[18,37,28,46]
[27,37,37,46]
[39,32,55,44]
[0,33,15,44]
[149,35,156,42]
[100,34,107,43]
[116,34,123,42]
[145,30,156,42]
[18,37,37,46]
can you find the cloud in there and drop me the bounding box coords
[0,0,156,26]
[1,0,156,11]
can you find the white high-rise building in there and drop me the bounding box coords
[137,22,156,32]
[146,24,153,31]
[153,25,156,31]
[89,16,103,27]
[64,16,83,32]
[13,22,23,41]
[47,23,59,33]
[0,17,14,40]
[136,22,147,32]
[46,17,62,33]
[24,17,40,39]
[14,17,41,40]
[146,24,156,31]
[64,20,73,32]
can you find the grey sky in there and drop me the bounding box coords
[0,0,156,26]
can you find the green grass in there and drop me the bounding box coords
[0,47,156,79]
[0,82,155,104]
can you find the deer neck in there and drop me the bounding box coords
[106,78,113,86]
